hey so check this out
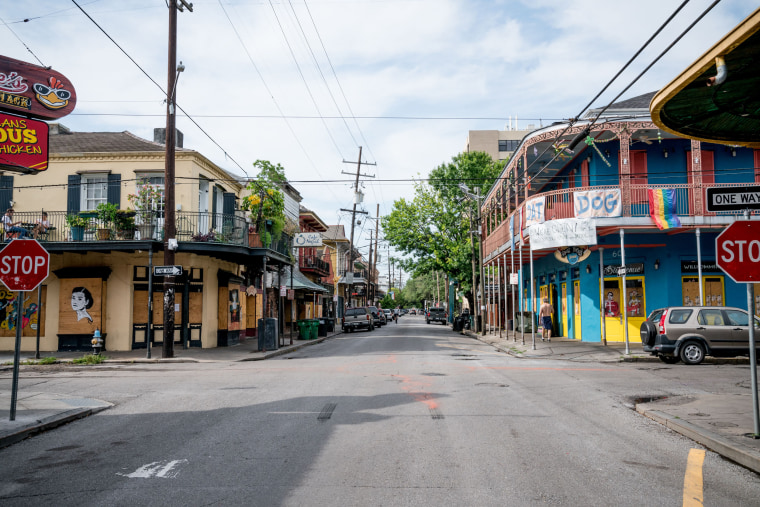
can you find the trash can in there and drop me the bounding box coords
[297,320,309,339]
[308,319,319,339]
[452,316,463,331]
[257,318,278,351]
[325,318,335,332]
[317,319,327,337]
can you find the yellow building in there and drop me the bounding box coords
[2,125,292,352]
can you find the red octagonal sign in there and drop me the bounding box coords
[0,239,49,292]
[716,221,760,283]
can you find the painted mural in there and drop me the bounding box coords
[0,286,46,337]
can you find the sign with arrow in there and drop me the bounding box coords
[154,265,183,276]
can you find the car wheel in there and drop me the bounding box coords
[680,341,706,365]
[659,355,680,364]
[640,321,657,346]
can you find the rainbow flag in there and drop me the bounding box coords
[648,188,681,230]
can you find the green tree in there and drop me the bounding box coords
[241,160,288,243]
[382,152,503,294]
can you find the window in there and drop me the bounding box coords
[81,174,108,211]
[499,140,520,152]
[724,310,748,327]
[669,309,692,324]
[134,175,165,217]
[698,309,725,326]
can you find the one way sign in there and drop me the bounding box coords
[154,265,183,276]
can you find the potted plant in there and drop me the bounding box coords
[128,180,164,240]
[114,211,136,240]
[66,214,89,241]
[95,202,120,240]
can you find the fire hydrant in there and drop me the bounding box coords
[91,329,103,355]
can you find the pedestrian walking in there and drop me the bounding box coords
[539,297,553,342]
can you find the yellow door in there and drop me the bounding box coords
[561,283,568,337]
[573,280,581,340]
[603,277,646,342]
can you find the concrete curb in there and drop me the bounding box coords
[637,407,760,474]
[238,334,331,361]
[0,405,111,449]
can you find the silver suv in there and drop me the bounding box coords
[640,306,760,365]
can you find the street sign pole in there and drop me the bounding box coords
[748,281,759,438]
[10,291,24,421]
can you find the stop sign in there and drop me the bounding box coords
[0,239,50,291]
[716,221,760,283]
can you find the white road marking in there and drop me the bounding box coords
[118,459,188,479]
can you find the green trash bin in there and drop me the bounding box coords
[297,320,309,339]
[308,319,319,339]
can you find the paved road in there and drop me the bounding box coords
[1,316,759,505]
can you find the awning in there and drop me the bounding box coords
[281,266,328,293]
[337,275,367,285]
[650,7,760,147]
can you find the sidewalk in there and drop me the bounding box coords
[0,329,340,449]
[466,327,760,474]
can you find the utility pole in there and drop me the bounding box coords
[341,147,375,307]
[373,204,380,304]
[367,230,374,305]
[162,0,192,359]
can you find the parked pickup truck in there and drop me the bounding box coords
[342,307,374,333]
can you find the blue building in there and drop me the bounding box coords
[479,92,760,344]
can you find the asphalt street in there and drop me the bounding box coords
[1,315,759,506]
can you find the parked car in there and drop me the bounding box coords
[410,309,416,315]
[640,306,760,365]
[383,309,392,321]
[368,305,385,327]
[342,307,374,333]
[427,307,447,325]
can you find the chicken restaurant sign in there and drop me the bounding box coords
[0,55,77,174]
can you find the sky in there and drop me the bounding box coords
[1,0,756,275]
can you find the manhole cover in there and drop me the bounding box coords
[709,421,738,428]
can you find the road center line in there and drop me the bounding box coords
[683,448,705,506]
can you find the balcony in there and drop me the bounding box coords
[299,253,330,277]
[6,210,292,259]
[483,182,747,256]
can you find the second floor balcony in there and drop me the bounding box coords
[482,181,747,257]
[6,210,292,261]
[299,253,330,277]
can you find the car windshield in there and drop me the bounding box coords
[346,308,365,316]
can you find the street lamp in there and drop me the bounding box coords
[459,183,486,336]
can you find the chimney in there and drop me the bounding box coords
[48,123,71,135]
[153,128,184,148]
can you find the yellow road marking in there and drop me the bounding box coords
[683,448,706,506]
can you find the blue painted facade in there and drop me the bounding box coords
[481,105,759,343]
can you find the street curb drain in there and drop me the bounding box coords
[318,403,337,421]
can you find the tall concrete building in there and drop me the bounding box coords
[465,126,536,162]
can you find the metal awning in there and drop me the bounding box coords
[337,275,367,285]
[281,266,327,293]
[651,7,760,147]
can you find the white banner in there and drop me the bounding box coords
[529,218,597,251]
[510,273,519,285]
[523,196,545,228]
[294,232,323,247]
[574,189,621,218]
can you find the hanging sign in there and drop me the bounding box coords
[0,112,49,173]
[523,196,545,228]
[529,218,597,250]
[574,189,622,218]
[0,55,77,120]
[293,232,323,247]
[554,246,591,265]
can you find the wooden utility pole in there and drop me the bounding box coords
[367,230,373,305]
[373,203,380,303]
[341,147,375,306]
[162,0,192,359]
